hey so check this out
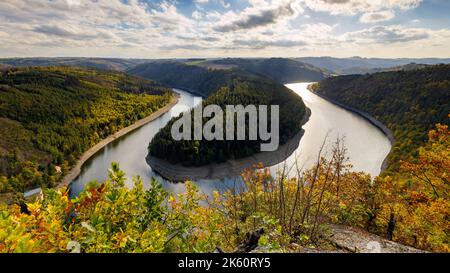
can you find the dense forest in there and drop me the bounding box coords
[0,66,173,194]
[209,58,329,83]
[1,57,329,84]
[0,58,151,72]
[311,64,450,171]
[128,62,236,97]
[127,58,329,95]
[146,67,308,167]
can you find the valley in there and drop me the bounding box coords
[0,58,448,253]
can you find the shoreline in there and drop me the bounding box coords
[55,93,180,190]
[147,107,312,182]
[306,84,394,172]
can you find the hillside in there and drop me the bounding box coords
[0,58,150,72]
[205,58,329,83]
[0,66,173,193]
[364,63,431,74]
[311,64,450,171]
[128,62,237,97]
[2,57,330,83]
[127,58,328,90]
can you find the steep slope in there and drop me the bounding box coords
[0,66,173,193]
[311,64,450,171]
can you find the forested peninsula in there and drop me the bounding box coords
[130,62,309,167]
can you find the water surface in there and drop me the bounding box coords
[70,83,391,196]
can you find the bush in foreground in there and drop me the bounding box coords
[0,124,448,252]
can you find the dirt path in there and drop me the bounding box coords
[56,93,180,190]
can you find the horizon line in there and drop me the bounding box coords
[1,56,450,60]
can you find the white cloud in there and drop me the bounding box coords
[192,10,203,20]
[342,25,430,44]
[66,0,81,7]
[214,0,303,32]
[0,0,196,56]
[360,10,395,23]
[0,0,448,58]
[219,0,231,9]
[302,0,422,15]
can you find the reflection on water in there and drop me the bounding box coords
[271,83,391,179]
[70,83,391,197]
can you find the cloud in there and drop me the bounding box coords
[162,44,207,51]
[0,0,196,56]
[219,0,230,9]
[0,31,8,38]
[233,38,307,49]
[343,25,429,44]
[0,0,448,58]
[303,0,422,15]
[360,10,395,23]
[192,10,203,20]
[34,25,88,39]
[150,3,193,32]
[66,0,81,7]
[214,1,303,32]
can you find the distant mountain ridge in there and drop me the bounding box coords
[3,56,449,79]
[0,57,330,83]
[127,58,329,92]
[297,56,450,75]
[0,58,150,72]
[202,58,330,83]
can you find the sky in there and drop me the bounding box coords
[0,0,449,58]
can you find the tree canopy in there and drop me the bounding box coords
[0,66,172,193]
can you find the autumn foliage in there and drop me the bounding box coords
[373,124,449,252]
[0,124,449,253]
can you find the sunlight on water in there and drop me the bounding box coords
[70,84,391,197]
[273,83,391,179]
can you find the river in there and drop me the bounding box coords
[69,83,391,196]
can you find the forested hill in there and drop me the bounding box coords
[311,64,450,171]
[128,58,328,90]
[204,58,329,83]
[0,58,149,72]
[146,66,308,167]
[0,66,173,194]
[128,62,236,97]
